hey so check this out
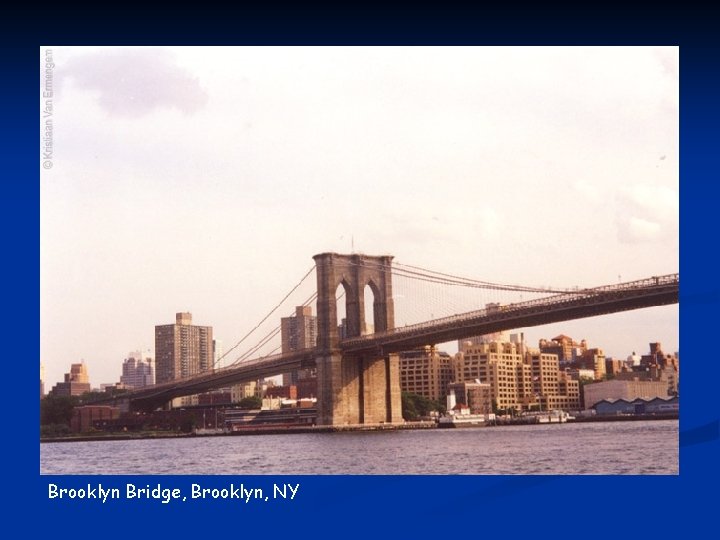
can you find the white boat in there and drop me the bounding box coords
[438,412,495,428]
[194,427,228,435]
[533,410,575,424]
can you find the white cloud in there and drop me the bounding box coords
[615,183,678,244]
[618,216,662,243]
[61,48,208,117]
[623,183,678,214]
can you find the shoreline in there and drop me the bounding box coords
[40,415,678,443]
[492,412,679,426]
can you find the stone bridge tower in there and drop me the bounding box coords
[313,253,403,426]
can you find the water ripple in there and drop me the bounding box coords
[41,420,678,475]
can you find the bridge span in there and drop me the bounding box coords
[119,348,316,410]
[113,267,678,416]
[341,273,679,355]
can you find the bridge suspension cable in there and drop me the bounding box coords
[330,258,574,293]
[217,258,578,369]
[335,258,575,294]
[229,286,349,365]
[212,265,316,369]
[231,291,318,365]
[392,261,578,293]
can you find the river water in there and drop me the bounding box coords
[40,419,677,475]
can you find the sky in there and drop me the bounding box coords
[40,46,679,389]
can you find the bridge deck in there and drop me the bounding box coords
[105,273,678,408]
[341,273,679,354]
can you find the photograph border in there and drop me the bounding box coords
[8,5,718,539]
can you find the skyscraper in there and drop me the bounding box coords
[213,339,224,368]
[119,351,155,389]
[280,306,317,386]
[281,306,317,352]
[49,362,91,397]
[155,312,213,384]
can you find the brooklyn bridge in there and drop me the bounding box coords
[100,252,679,426]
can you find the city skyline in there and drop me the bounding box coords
[40,46,678,389]
[41,325,677,390]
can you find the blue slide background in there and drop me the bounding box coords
[4,5,718,539]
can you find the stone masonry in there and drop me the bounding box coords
[313,253,403,425]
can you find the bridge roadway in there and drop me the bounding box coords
[342,273,679,354]
[114,273,678,409]
[114,348,317,409]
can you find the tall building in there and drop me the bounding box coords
[457,341,526,411]
[528,352,580,411]
[456,340,580,412]
[49,362,91,397]
[155,312,213,384]
[69,363,89,383]
[119,351,155,389]
[281,306,317,351]
[538,334,587,366]
[280,306,317,386]
[213,339,224,368]
[399,346,454,402]
[40,363,45,399]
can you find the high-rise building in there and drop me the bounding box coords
[119,351,155,389]
[155,312,213,384]
[213,339,224,368]
[69,363,89,383]
[49,362,91,397]
[281,306,317,352]
[399,346,454,402]
[456,340,580,412]
[281,306,317,386]
[457,341,526,411]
